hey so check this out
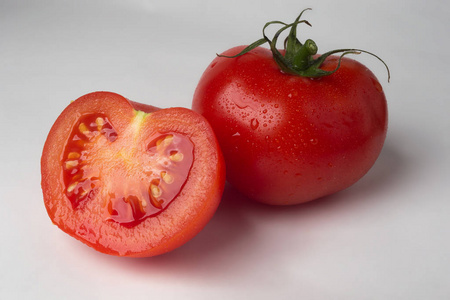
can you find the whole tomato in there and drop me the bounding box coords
[192,10,389,205]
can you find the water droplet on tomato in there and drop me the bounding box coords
[371,76,383,92]
[232,96,258,111]
[250,118,259,130]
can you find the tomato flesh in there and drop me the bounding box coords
[104,132,194,227]
[63,114,117,209]
[62,112,195,227]
[42,92,225,257]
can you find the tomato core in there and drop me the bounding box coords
[62,113,194,227]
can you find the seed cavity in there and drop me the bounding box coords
[63,113,116,209]
[104,132,194,226]
[65,126,194,227]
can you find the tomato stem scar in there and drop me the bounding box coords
[131,110,149,136]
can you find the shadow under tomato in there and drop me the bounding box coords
[101,140,406,279]
[105,183,261,276]
[286,141,406,212]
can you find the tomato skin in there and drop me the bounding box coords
[192,46,387,205]
[41,92,225,257]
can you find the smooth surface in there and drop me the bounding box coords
[1,0,449,299]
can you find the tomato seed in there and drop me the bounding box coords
[67,182,77,193]
[156,135,173,151]
[95,117,105,131]
[170,152,183,162]
[72,174,82,181]
[68,152,81,159]
[79,188,88,197]
[161,171,174,184]
[78,123,89,134]
[95,117,105,126]
[150,184,162,198]
[65,160,79,169]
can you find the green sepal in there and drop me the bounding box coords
[217,8,390,82]
[217,38,267,58]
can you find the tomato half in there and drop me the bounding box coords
[41,92,225,257]
[192,46,387,205]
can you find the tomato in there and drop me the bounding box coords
[192,10,388,205]
[41,92,225,257]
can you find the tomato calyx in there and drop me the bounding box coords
[218,8,390,81]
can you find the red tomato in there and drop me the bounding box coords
[41,92,225,257]
[192,12,388,205]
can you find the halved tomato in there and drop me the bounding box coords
[41,92,225,257]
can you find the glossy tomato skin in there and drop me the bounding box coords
[41,92,225,257]
[192,46,387,205]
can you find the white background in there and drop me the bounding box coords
[1,0,449,299]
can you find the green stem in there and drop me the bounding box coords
[217,9,390,82]
[292,39,317,70]
[263,19,312,75]
[284,8,312,61]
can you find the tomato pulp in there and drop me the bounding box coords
[192,46,387,205]
[41,92,225,257]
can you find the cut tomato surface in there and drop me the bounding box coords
[41,92,225,257]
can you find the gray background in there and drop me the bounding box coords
[1,0,449,299]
